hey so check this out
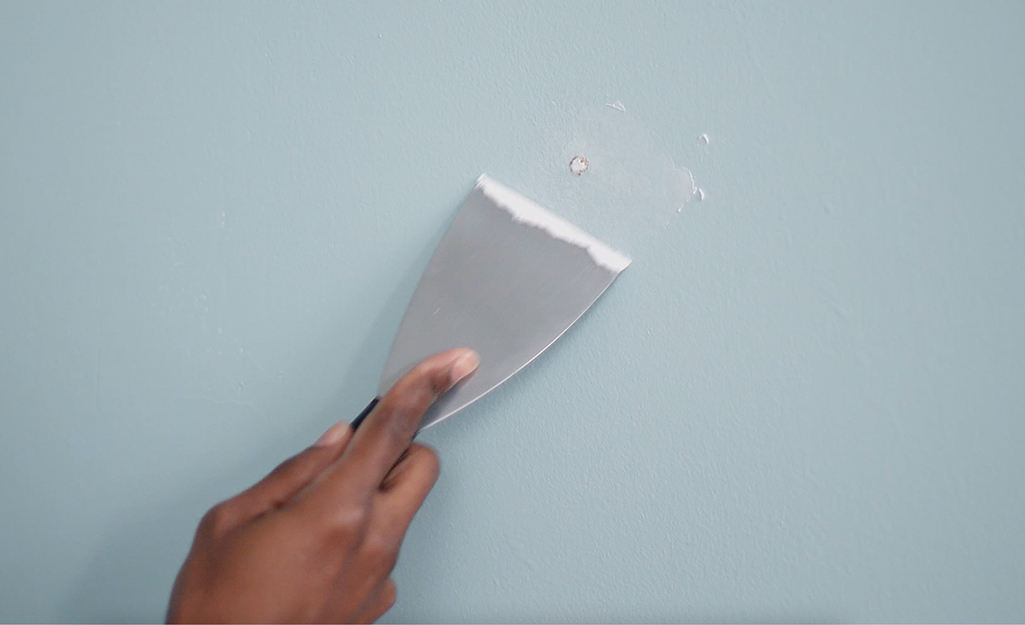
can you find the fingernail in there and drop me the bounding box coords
[314,421,349,447]
[450,350,480,384]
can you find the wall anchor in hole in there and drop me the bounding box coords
[569,156,589,176]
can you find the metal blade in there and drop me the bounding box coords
[379,175,631,430]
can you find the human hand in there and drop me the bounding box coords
[166,348,480,623]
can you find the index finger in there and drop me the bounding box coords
[315,348,478,501]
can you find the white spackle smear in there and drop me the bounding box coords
[476,174,631,273]
[699,133,710,145]
[569,155,589,175]
[606,100,626,112]
[676,167,698,212]
[697,188,706,201]
[518,105,702,253]
[680,167,697,197]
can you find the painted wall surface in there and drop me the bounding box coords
[2,2,1024,622]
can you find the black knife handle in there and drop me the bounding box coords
[350,397,380,431]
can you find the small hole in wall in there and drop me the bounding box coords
[569,156,589,176]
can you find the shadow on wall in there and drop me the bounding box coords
[58,224,450,622]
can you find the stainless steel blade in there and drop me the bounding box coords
[379,175,631,430]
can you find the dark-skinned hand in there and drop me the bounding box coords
[166,348,479,623]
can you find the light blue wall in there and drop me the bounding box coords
[2,1,1024,622]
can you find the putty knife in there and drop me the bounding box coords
[351,175,631,431]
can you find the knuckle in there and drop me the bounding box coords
[325,501,369,539]
[198,501,234,537]
[406,358,452,398]
[383,579,398,609]
[425,368,451,397]
[397,360,451,403]
[409,445,441,481]
[375,400,417,446]
[362,531,400,573]
[267,454,300,481]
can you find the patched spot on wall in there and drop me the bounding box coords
[569,156,589,176]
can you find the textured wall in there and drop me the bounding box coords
[2,1,1024,622]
